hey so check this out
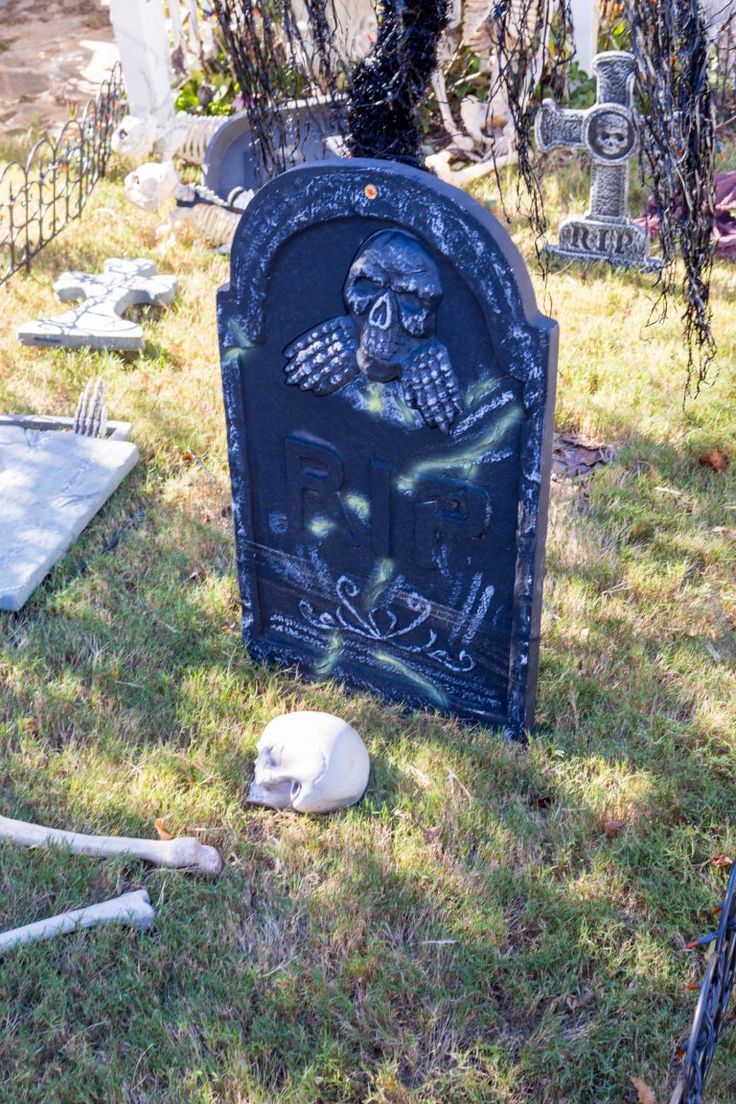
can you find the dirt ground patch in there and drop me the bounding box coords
[0,0,118,137]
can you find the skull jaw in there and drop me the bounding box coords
[247,779,294,809]
[356,324,405,382]
[356,346,402,382]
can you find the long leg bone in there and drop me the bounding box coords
[0,815,223,876]
[0,889,155,955]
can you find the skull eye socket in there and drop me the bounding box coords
[350,275,383,312]
[397,292,433,336]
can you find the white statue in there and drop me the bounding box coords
[428,0,550,185]
[248,712,371,814]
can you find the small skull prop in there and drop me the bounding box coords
[283,229,463,431]
[248,712,370,814]
[343,230,442,382]
[124,161,180,212]
[589,110,632,161]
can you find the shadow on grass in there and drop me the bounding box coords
[0,411,734,1101]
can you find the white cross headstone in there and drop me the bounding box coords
[17,259,178,351]
[535,51,660,270]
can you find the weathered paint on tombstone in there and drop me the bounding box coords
[218,160,557,738]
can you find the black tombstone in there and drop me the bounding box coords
[218,160,558,738]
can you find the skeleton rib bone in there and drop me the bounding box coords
[0,815,223,876]
[0,889,155,956]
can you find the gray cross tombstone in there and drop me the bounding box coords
[535,50,660,270]
[17,259,178,351]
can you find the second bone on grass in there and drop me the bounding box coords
[0,815,223,875]
[0,890,155,955]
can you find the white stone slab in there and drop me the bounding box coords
[0,426,139,611]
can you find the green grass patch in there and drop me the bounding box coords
[0,156,734,1103]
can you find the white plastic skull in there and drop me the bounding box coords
[111,114,161,161]
[124,161,180,212]
[248,712,370,814]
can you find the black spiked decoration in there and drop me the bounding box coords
[625,0,717,395]
[345,0,449,167]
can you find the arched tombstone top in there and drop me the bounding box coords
[218,158,558,739]
[223,159,552,405]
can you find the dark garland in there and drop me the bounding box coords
[624,0,717,396]
[345,0,449,166]
[210,0,345,181]
[486,0,575,252]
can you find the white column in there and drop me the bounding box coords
[570,0,599,76]
[108,0,175,123]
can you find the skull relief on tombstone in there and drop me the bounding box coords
[284,230,463,432]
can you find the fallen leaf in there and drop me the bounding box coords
[181,451,195,463]
[188,568,201,583]
[711,853,734,868]
[699,449,729,473]
[630,1075,656,1104]
[154,818,174,841]
[712,526,736,543]
[603,818,626,837]
[420,824,442,844]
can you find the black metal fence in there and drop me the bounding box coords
[0,62,124,286]
[669,863,736,1103]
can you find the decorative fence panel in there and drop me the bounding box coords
[0,62,123,287]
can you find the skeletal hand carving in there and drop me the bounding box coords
[401,340,463,433]
[284,316,359,394]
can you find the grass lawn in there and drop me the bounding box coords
[0,151,734,1104]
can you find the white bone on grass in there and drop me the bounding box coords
[0,815,223,875]
[0,889,155,955]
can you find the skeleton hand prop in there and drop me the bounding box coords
[0,815,222,876]
[0,890,154,956]
[248,712,370,814]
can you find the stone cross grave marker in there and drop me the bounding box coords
[218,160,558,738]
[17,259,178,351]
[0,415,138,612]
[535,50,660,270]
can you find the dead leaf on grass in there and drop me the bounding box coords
[187,568,201,583]
[552,431,613,479]
[712,526,736,543]
[419,824,442,844]
[603,818,626,837]
[154,818,174,841]
[711,853,734,868]
[699,449,729,473]
[630,1075,656,1104]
